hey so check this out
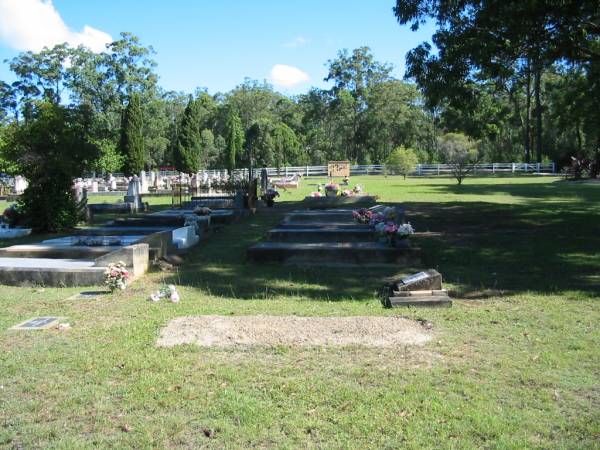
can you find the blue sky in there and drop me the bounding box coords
[0,0,436,95]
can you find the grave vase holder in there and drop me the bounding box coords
[325,189,338,197]
[391,235,410,248]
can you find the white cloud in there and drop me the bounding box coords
[270,64,310,88]
[282,36,309,48]
[0,0,112,53]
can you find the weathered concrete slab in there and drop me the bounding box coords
[277,221,372,230]
[0,244,117,259]
[76,226,174,236]
[301,195,378,209]
[0,257,104,286]
[268,227,375,243]
[247,242,421,266]
[387,294,452,308]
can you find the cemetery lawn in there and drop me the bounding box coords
[1,176,599,448]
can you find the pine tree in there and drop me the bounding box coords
[174,97,202,172]
[120,93,145,175]
[225,109,244,173]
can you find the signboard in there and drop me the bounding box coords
[400,271,429,286]
[328,161,350,178]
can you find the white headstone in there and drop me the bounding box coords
[91,181,99,193]
[140,170,149,194]
[13,175,28,194]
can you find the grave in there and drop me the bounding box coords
[267,226,376,243]
[301,195,378,209]
[248,203,419,267]
[247,241,421,266]
[382,269,452,307]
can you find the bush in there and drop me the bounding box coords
[7,102,98,231]
[438,133,479,185]
[386,146,419,178]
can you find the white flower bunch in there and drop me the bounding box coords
[148,285,180,303]
[396,222,415,236]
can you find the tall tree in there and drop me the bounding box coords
[120,93,145,175]
[325,47,393,162]
[394,0,600,163]
[224,109,244,173]
[173,97,203,173]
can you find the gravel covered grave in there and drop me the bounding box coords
[157,315,433,348]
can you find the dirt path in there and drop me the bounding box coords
[157,315,432,348]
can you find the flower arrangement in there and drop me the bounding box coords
[341,189,354,197]
[396,222,414,238]
[310,191,323,197]
[369,212,385,226]
[352,208,373,224]
[148,284,180,303]
[104,261,129,292]
[353,184,362,194]
[262,188,280,207]
[325,183,339,191]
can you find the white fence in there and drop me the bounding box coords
[251,162,555,177]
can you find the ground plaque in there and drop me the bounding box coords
[67,291,110,301]
[11,317,62,330]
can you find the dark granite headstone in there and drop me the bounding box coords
[394,269,442,291]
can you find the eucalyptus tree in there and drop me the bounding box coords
[393,0,600,163]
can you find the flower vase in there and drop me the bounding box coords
[326,189,338,197]
[391,235,409,248]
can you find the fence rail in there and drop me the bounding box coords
[254,162,555,177]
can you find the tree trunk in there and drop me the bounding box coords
[534,66,543,163]
[525,62,532,163]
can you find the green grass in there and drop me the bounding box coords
[0,175,599,448]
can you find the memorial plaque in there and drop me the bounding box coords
[327,161,350,177]
[394,269,443,291]
[401,272,429,285]
[11,317,61,330]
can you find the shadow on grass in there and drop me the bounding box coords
[416,180,600,205]
[163,197,599,300]
[163,208,390,302]
[407,201,600,296]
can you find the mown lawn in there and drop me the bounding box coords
[0,175,599,448]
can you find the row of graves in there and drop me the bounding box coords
[247,187,452,307]
[0,177,250,287]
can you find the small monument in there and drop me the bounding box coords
[140,170,149,194]
[124,176,144,212]
[108,174,117,191]
[13,175,28,194]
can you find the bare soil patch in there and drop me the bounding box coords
[157,315,432,348]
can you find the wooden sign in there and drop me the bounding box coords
[328,161,350,178]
